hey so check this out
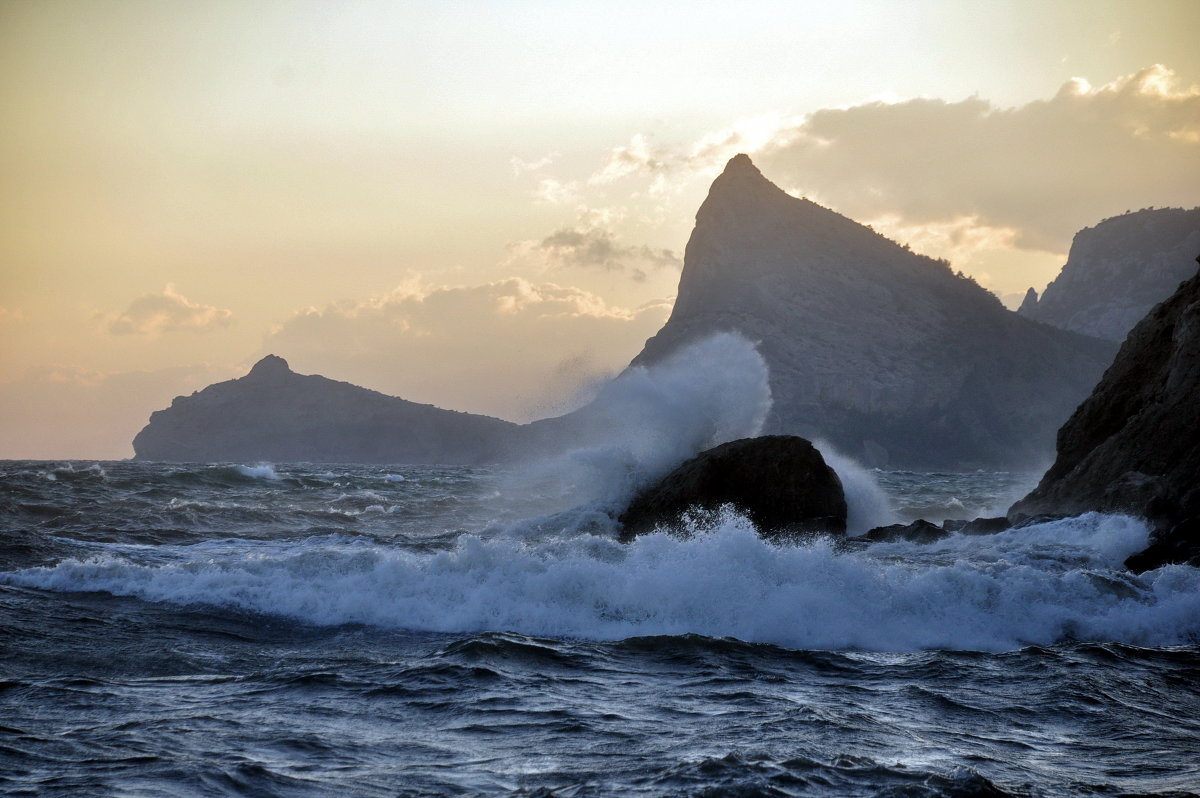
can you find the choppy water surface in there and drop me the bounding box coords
[2,460,1199,796]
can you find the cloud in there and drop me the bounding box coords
[532,177,581,205]
[757,64,1200,251]
[506,209,681,281]
[0,363,228,459]
[510,153,556,176]
[263,277,672,422]
[583,66,1199,254]
[589,116,795,188]
[104,284,233,335]
[534,226,680,279]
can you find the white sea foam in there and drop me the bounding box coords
[41,463,107,482]
[7,512,1198,653]
[235,464,282,481]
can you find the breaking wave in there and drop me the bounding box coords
[6,511,1198,653]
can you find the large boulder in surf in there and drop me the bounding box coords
[1009,259,1200,570]
[618,435,846,542]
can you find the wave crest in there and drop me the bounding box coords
[5,512,1197,653]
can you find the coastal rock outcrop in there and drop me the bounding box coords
[133,355,519,464]
[617,436,846,542]
[1019,207,1200,341]
[1009,261,1200,570]
[863,520,948,544]
[629,154,1116,469]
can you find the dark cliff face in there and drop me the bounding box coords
[1010,265,1200,531]
[133,356,519,464]
[631,155,1117,469]
[1019,207,1200,341]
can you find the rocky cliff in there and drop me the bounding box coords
[1009,262,1200,563]
[630,154,1117,469]
[133,355,518,464]
[1019,207,1200,341]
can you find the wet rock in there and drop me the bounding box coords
[618,435,846,542]
[863,519,948,544]
[1124,517,1200,573]
[1010,259,1200,569]
[1011,514,1065,529]
[960,517,1011,536]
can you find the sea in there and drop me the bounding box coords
[2,458,1198,797]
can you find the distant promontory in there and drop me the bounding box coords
[133,355,518,464]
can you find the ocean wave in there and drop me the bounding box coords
[4,512,1198,653]
[233,464,283,481]
[39,463,108,483]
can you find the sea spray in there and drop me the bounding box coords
[501,332,772,516]
[813,441,895,534]
[235,463,283,481]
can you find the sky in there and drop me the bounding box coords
[2,0,1199,458]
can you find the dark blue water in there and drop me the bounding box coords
[2,461,1199,796]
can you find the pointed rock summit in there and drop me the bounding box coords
[1017,287,1039,315]
[247,354,291,378]
[631,155,1117,469]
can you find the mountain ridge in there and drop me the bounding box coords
[631,154,1117,469]
[1019,207,1200,341]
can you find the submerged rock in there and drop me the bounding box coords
[1009,258,1200,570]
[617,436,846,542]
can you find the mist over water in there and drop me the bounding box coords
[502,332,772,518]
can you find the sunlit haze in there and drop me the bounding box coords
[2,0,1198,458]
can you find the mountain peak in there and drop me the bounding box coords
[710,153,773,193]
[1017,287,1039,315]
[723,153,758,173]
[248,354,291,378]
[694,153,795,232]
[635,155,1117,469]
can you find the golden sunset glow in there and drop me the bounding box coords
[2,0,1198,458]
